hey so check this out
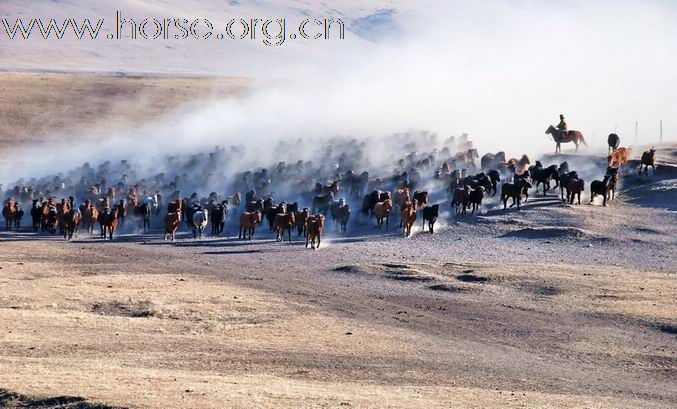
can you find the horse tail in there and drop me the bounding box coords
[580,133,588,146]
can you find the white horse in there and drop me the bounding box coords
[192,210,208,239]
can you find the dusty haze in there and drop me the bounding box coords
[1,0,676,179]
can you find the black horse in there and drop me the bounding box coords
[210,201,228,236]
[607,133,620,154]
[134,202,151,232]
[31,199,42,231]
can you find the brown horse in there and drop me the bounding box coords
[63,209,82,240]
[305,214,325,249]
[83,205,99,235]
[164,211,181,241]
[239,211,262,240]
[2,199,18,231]
[274,212,295,243]
[401,201,417,237]
[546,125,587,153]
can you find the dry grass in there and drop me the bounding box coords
[0,72,248,152]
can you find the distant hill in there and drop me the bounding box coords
[0,0,403,75]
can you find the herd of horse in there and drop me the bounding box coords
[1,131,659,247]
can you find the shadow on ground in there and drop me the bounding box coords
[0,388,123,409]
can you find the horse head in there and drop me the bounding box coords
[545,125,556,135]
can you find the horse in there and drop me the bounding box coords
[532,165,559,196]
[412,191,429,209]
[192,207,208,239]
[274,212,295,243]
[63,209,82,240]
[487,170,501,196]
[501,178,532,210]
[83,204,99,235]
[312,192,334,215]
[545,125,587,153]
[451,186,470,215]
[608,147,631,167]
[42,204,58,234]
[639,147,656,176]
[607,133,620,154]
[305,214,325,249]
[374,199,393,229]
[559,171,579,202]
[2,199,18,231]
[246,199,264,213]
[422,204,440,234]
[468,186,485,214]
[393,188,410,216]
[31,199,42,231]
[134,202,151,232]
[100,207,119,240]
[590,175,613,206]
[567,177,585,205]
[330,200,350,233]
[481,151,506,171]
[507,155,531,175]
[265,202,285,232]
[350,171,369,200]
[318,181,340,195]
[210,201,228,236]
[230,192,241,214]
[455,149,479,170]
[164,211,181,241]
[401,201,417,237]
[295,208,310,237]
[239,211,262,240]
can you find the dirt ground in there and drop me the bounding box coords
[0,74,676,408]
